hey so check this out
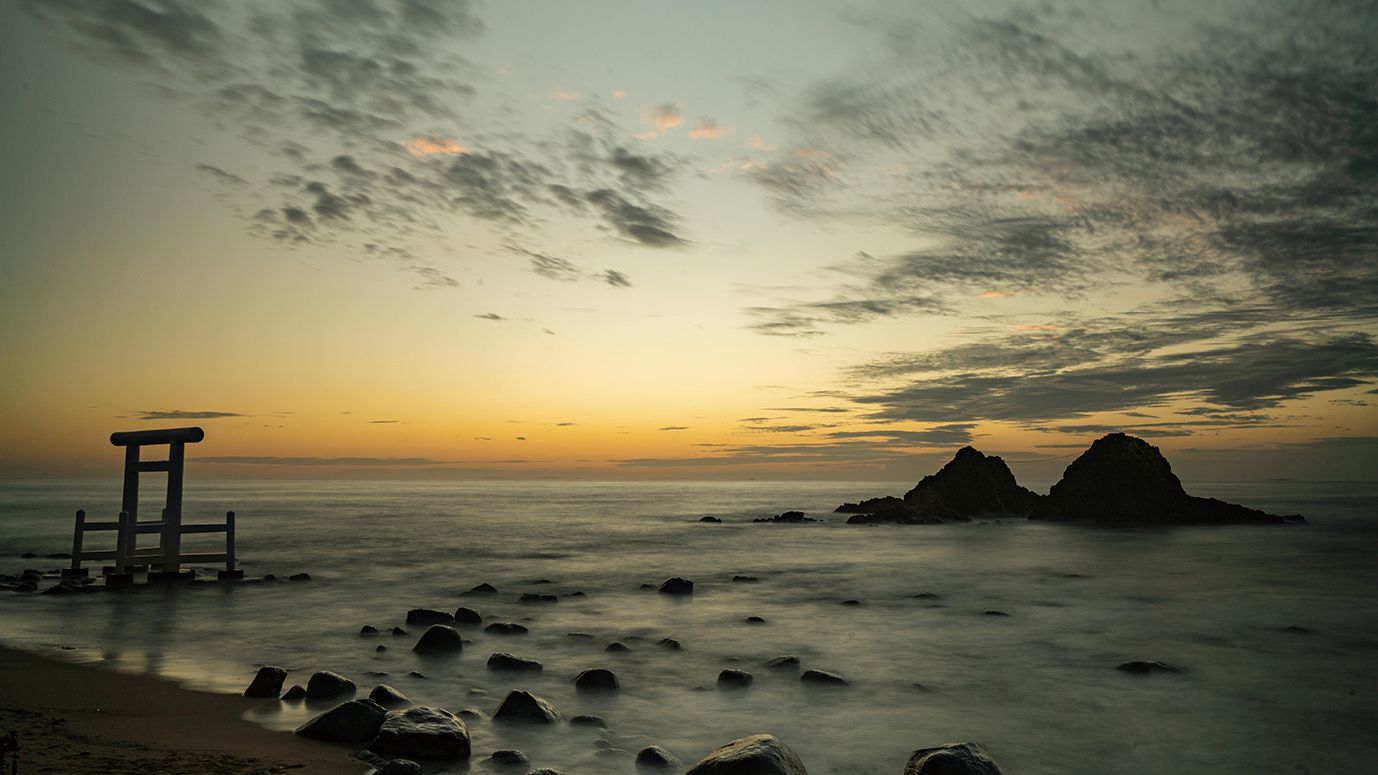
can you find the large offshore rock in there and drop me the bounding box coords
[244,666,287,698]
[904,742,1005,775]
[369,706,471,760]
[841,446,1038,524]
[295,698,387,743]
[685,734,807,775]
[492,690,561,723]
[1031,433,1304,525]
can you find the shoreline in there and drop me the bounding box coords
[0,642,359,774]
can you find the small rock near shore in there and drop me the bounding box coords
[376,759,422,775]
[281,684,307,701]
[488,652,544,671]
[244,665,287,698]
[413,625,464,654]
[574,668,620,691]
[465,582,498,594]
[369,684,411,708]
[407,608,454,626]
[370,706,471,760]
[904,742,1005,774]
[453,607,483,624]
[685,734,806,775]
[1116,660,1181,674]
[636,745,681,769]
[659,577,694,595]
[294,698,386,743]
[485,622,529,635]
[800,669,848,686]
[492,690,561,724]
[717,669,753,688]
[305,670,356,700]
[490,749,530,765]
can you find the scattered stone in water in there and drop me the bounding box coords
[685,734,806,775]
[753,511,818,524]
[407,608,454,626]
[567,632,595,639]
[465,582,498,594]
[360,625,380,635]
[369,684,411,708]
[1280,625,1317,634]
[574,668,620,691]
[289,573,311,581]
[295,698,386,743]
[640,583,656,589]
[457,708,486,721]
[490,749,530,766]
[376,760,422,775]
[567,590,586,597]
[453,607,482,625]
[904,742,1005,775]
[520,593,558,603]
[910,682,931,692]
[20,552,37,559]
[392,627,408,636]
[912,592,942,599]
[244,666,287,698]
[983,610,1010,617]
[570,714,607,727]
[281,684,306,701]
[597,748,631,759]
[412,625,463,655]
[732,575,758,583]
[717,669,753,688]
[485,622,529,635]
[527,770,563,775]
[492,690,561,724]
[800,669,849,686]
[530,578,553,584]
[659,577,694,595]
[636,745,681,769]
[488,652,544,672]
[657,638,683,650]
[366,671,390,677]
[1117,660,1181,674]
[840,599,862,606]
[408,671,428,679]
[699,516,722,523]
[369,705,472,761]
[745,616,767,624]
[305,670,356,700]
[605,641,631,652]
[375,645,387,653]
[764,656,799,669]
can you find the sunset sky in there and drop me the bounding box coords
[2,0,1375,482]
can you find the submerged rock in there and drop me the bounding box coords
[657,638,683,650]
[800,669,848,686]
[295,698,386,743]
[570,714,607,727]
[753,511,818,523]
[520,593,558,603]
[717,669,753,688]
[370,706,471,760]
[360,625,380,635]
[574,668,620,691]
[605,641,631,652]
[745,616,767,624]
[465,582,498,594]
[244,666,287,698]
[659,577,694,595]
[413,625,463,654]
[306,670,356,700]
[764,655,800,669]
[485,622,529,635]
[492,690,561,724]
[1116,660,1181,674]
[490,749,530,766]
[685,734,806,775]
[636,745,681,769]
[488,652,543,672]
[699,516,722,523]
[1030,433,1305,525]
[732,575,759,583]
[904,742,1005,775]
[406,608,454,626]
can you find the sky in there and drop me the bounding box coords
[2,0,1376,483]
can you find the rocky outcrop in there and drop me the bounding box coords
[305,670,356,700]
[295,698,387,743]
[904,742,1004,775]
[1030,433,1305,525]
[840,447,1039,524]
[244,666,287,698]
[685,734,807,775]
[659,577,694,595]
[370,706,471,760]
[492,690,561,723]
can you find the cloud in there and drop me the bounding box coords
[475,312,505,321]
[403,137,468,157]
[525,251,583,282]
[368,419,403,424]
[195,164,246,186]
[585,188,686,246]
[602,269,631,288]
[658,426,689,431]
[551,89,581,101]
[688,117,734,140]
[134,409,242,420]
[637,102,683,139]
[826,424,976,445]
[199,456,445,466]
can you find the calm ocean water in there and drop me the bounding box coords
[2,478,1376,774]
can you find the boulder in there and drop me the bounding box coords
[699,516,722,523]
[488,652,544,672]
[520,593,558,603]
[753,511,818,523]
[453,607,482,624]
[800,669,848,686]
[376,760,422,775]
[289,573,311,581]
[717,669,753,688]
[360,625,380,635]
[294,698,387,743]
[370,706,471,760]
[244,666,287,698]
[732,575,758,583]
[485,622,529,635]
[659,577,694,595]
[413,625,463,655]
[657,638,683,650]
[492,690,560,724]
[490,749,530,766]
[1116,660,1181,674]
[407,608,454,626]
[570,714,607,727]
[636,745,681,769]
[685,734,806,775]
[369,684,412,708]
[305,670,356,700]
[281,684,307,701]
[745,616,767,624]
[574,668,620,691]
[605,641,631,652]
[1031,433,1304,525]
[904,742,1004,775]
[392,627,408,636]
[465,582,498,594]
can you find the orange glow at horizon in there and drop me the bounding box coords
[402,138,469,157]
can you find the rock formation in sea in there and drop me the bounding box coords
[842,446,1041,524]
[1030,433,1306,525]
[904,742,1005,774]
[685,734,807,775]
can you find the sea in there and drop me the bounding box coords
[1,478,1376,775]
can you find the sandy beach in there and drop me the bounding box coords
[0,644,359,775]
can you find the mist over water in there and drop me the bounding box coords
[2,479,1376,775]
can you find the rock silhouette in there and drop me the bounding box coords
[904,742,1005,774]
[844,447,1038,524]
[1031,433,1305,525]
[685,734,806,775]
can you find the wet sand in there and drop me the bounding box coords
[0,643,359,775]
